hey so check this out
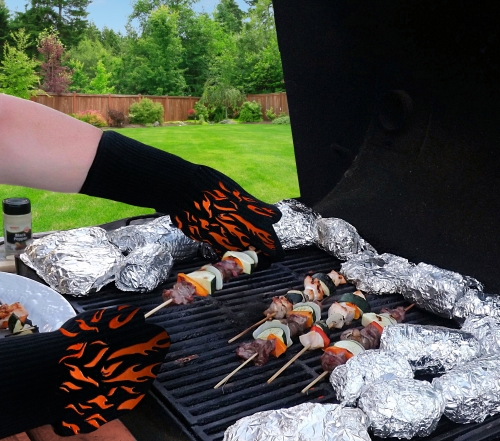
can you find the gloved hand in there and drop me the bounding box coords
[170,165,284,259]
[80,131,284,261]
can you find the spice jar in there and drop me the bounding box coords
[2,198,32,256]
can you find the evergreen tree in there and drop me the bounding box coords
[0,1,10,61]
[214,0,243,34]
[10,0,91,51]
[0,29,41,98]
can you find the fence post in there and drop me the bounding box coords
[72,92,76,114]
[165,95,169,122]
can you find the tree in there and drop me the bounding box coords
[67,58,88,92]
[129,0,198,28]
[214,0,243,34]
[0,29,41,99]
[38,28,71,93]
[0,1,10,61]
[86,59,114,93]
[10,0,91,50]
[121,6,186,95]
[200,77,244,120]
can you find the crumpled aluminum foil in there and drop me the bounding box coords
[401,262,484,319]
[358,378,444,439]
[316,218,376,261]
[380,324,481,375]
[107,215,201,260]
[432,354,500,424]
[223,402,371,441]
[329,349,414,405]
[340,251,414,295]
[115,243,173,293]
[273,199,321,249]
[20,227,123,296]
[453,289,500,323]
[461,315,500,356]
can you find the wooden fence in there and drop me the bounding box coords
[30,92,288,122]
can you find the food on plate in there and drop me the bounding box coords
[0,302,29,329]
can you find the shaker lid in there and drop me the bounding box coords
[2,198,31,216]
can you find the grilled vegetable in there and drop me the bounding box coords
[292,302,321,328]
[185,270,217,295]
[339,291,371,319]
[222,251,256,274]
[361,312,397,328]
[201,265,223,290]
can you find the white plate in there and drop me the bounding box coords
[0,272,76,334]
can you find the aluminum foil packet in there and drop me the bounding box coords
[273,199,321,249]
[20,227,123,296]
[340,252,414,295]
[329,349,414,405]
[358,378,444,439]
[107,215,200,260]
[432,353,500,424]
[115,243,174,293]
[453,289,500,323]
[316,218,376,261]
[461,315,500,356]
[223,402,371,441]
[380,324,481,375]
[401,262,483,319]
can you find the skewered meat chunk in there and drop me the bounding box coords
[162,280,196,305]
[236,338,276,366]
[340,322,381,350]
[380,306,407,323]
[321,348,350,372]
[213,259,244,281]
[264,296,293,319]
[281,313,309,337]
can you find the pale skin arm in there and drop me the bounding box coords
[0,94,103,193]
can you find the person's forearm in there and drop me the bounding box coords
[0,94,102,192]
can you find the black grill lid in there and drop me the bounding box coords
[273,0,500,291]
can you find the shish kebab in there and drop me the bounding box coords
[301,305,412,393]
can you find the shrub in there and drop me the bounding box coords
[238,100,263,122]
[187,108,196,120]
[271,115,291,125]
[128,98,164,125]
[194,101,209,121]
[71,110,107,127]
[266,107,277,121]
[108,109,127,127]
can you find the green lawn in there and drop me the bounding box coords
[0,124,299,233]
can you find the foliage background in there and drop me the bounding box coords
[0,0,284,99]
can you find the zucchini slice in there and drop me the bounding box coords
[253,320,292,347]
[339,292,371,315]
[334,339,365,356]
[293,302,322,324]
[312,273,336,296]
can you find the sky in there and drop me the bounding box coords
[3,0,249,33]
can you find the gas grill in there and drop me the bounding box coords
[15,0,500,439]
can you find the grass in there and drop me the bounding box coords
[0,124,299,233]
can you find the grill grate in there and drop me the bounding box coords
[17,246,500,441]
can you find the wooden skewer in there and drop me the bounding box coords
[267,345,311,384]
[144,299,173,318]
[214,353,258,389]
[227,312,277,343]
[301,370,329,394]
[405,303,415,312]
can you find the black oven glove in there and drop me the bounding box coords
[0,305,170,438]
[80,131,284,260]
